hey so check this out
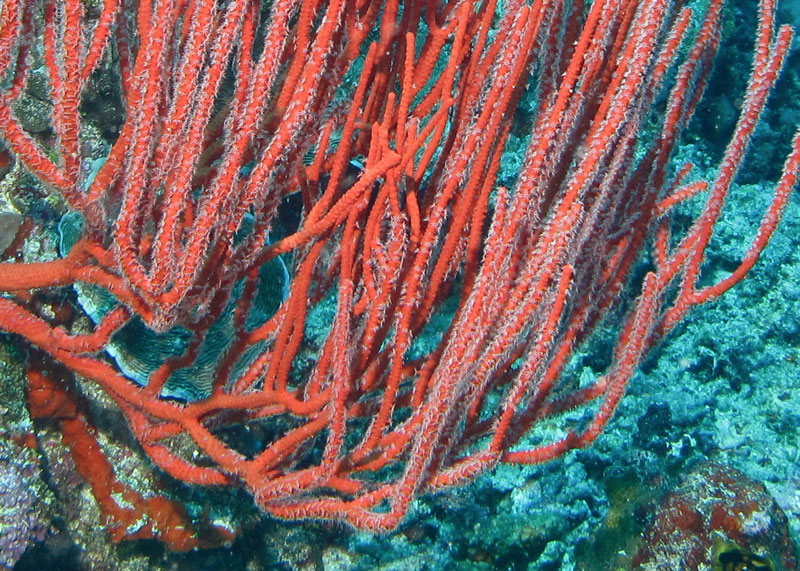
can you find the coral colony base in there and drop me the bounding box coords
[0,0,799,559]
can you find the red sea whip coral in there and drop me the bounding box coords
[0,0,798,538]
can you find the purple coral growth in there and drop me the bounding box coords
[0,438,49,569]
